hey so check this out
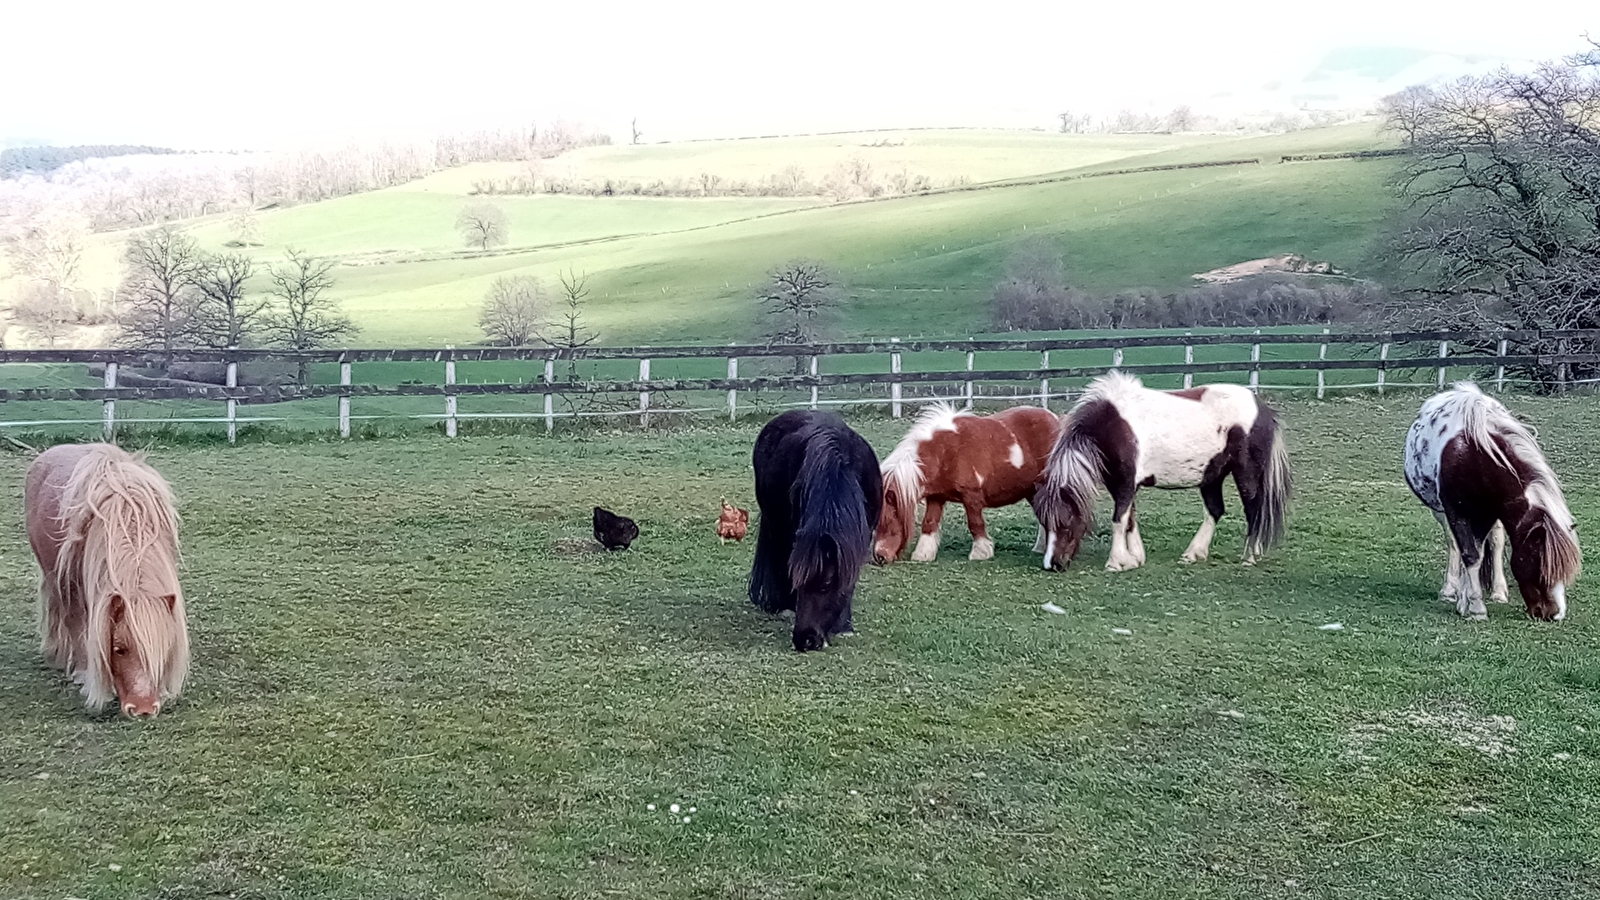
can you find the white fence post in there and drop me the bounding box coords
[1039,350,1050,409]
[1377,342,1390,396]
[1437,339,1449,389]
[638,358,651,428]
[1183,334,1194,390]
[1496,337,1508,393]
[1111,347,1124,369]
[543,358,555,432]
[964,351,975,410]
[727,357,738,422]
[890,338,902,418]
[1249,330,1261,393]
[1316,328,1329,400]
[809,355,819,410]
[226,347,238,444]
[444,346,457,438]
[102,361,118,441]
[339,357,352,439]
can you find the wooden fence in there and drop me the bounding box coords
[1,328,1597,441]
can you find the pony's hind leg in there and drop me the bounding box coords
[911,499,946,562]
[1125,503,1146,565]
[1435,511,1464,603]
[1182,479,1227,564]
[1446,516,1489,621]
[962,497,995,561]
[1485,521,1509,604]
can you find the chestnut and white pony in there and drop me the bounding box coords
[25,443,189,717]
[1032,371,1291,571]
[1404,382,1580,622]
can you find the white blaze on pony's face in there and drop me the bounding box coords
[108,594,170,718]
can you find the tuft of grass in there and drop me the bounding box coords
[1,395,1598,898]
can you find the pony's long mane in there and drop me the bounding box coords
[54,446,188,709]
[790,428,873,597]
[879,401,966,540]
[1035,380,1120,534]
[1452,380,1581,585]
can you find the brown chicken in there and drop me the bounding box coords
[717,497,749,543]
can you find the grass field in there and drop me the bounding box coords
[50,124,1402,348]
[2,395,1598,898]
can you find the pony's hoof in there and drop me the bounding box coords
[968,538,995,561]
[1105,559,1137,572]
[1491,593,1510,604]
[910,533,940,562]
[1180,552,1206,565]
[1463,610,1489,622]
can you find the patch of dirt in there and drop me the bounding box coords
[1193,254,1345,284]
[1345,701,1518,760]
[551,537,603,555]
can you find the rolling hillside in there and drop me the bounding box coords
[63,124,1402,347]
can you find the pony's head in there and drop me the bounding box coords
[1031,478,1092,571]
[872,479,917,564]
[1509,492,1581,622]
[100,591,185,717]
[790,533,856,651]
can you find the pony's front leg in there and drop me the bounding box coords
[962,498,994,561]
[1182,480,1226,564]
[1032,523,1046,553]
[911,499,946,562]
[1125,503,1146,565]
[1447,517,1489,621]
[1105,498,1141,572]
[1486,521,1509,604]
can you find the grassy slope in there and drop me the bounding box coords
[1,398,1597,899]
[61,125,1400,347]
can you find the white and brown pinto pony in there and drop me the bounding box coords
[25,443,189,717]
[1032,371,1291,571]
[873,401,1061,563]
[1404,382,1580,622]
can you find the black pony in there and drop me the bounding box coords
[748,410,883,651]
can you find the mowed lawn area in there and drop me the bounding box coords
[2,394,1598,899]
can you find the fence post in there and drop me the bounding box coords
[1183,333,1193,390]
[1496,337,1508,393]
[444,346,457,438]
[727,357,738,422]
[102,361,117,441]
[638,358,651,428]
[226,347,238,444]
[1436,339,1449,389]
[1377,342,1390,396]
[890,338,902,418]
[543,358,555,432]
[1039,350,1050,409]
[1249,330,1261,393]
[339,355,352,439]
[1316,328,1329,400]
[1111,347,1124,370]
[965,351,975,410]
[809,355,819,410]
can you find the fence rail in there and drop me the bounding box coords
[2,329,1596,441]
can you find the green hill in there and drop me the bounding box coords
[72,124,1402,346]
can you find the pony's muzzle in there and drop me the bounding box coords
[122,701,160,718]
[872,552,888,566]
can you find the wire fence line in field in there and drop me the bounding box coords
[0,328,1595,443]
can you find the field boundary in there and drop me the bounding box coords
[1,329,1595,441]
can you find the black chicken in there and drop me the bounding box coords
[593,506,639,551]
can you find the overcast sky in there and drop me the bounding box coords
[2,0,1594,148]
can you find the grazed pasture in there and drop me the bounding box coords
[2,394,1597,899]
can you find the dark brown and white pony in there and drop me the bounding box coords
[873,401,1061,564]
[25,443,189,717]
[1032,371,1291,571]
[1404,382,1580,621]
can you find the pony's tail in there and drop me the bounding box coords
[789,435,872,598]
[1248,415,1292,558]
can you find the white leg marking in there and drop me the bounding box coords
[1032,524,1046,553]
[1043,531,1057,570]
[1460,550,1488,621]
[1437,513,1462,603]
[911,531,941,562]
[1127,516,1146,565]
[1181,515,1216,564]
[1488,522,1509,604]
[1106,513,1139,572]
[1008,443,1025,468]
[1554,584,1568,621]
[969,536,995,561]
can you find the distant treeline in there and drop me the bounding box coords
[1,145,178,178]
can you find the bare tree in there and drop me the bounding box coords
[192,252,267,348]
[455,203,509,251]
[226,208,261,246]
[1166,105,1196,132]
[9,282,77,348]
[477,275,547,345]
[263,248,357,383]
[1380,48,1600,388]
[761,260,841,352]
[1,210,89,289]
[631,117,643,145]
[537,268,599,380]
[117,225,205,360]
